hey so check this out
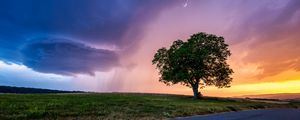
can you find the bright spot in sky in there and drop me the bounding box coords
[183,0,188,8]
[0,61,71,82]
[0,60,75,90]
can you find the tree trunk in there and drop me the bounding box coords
[192,84,199,99]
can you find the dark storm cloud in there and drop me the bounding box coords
[21,38,119,75]
[0,0,180,75]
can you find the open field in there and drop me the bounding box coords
[0,93,299,120]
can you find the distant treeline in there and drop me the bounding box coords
[0,86,84,94]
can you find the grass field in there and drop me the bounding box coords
[0,93,299,120]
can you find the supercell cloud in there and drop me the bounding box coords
[0,0,179,75]
[21,38,119,75]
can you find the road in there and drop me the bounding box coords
[173,109,300,120]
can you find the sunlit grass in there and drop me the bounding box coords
[0,93,298,120]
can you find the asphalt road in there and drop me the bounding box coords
[173,109,300,120]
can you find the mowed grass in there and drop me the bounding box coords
[0,93,299,120]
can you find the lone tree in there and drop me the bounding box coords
[152,32,233,99]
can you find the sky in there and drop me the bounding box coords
[0,0,300,97]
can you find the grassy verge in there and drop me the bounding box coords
[0,93,299,120]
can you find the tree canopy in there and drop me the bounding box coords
[152,32,233,98]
